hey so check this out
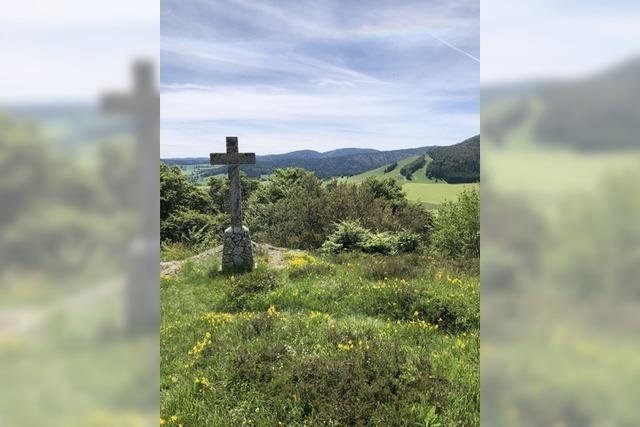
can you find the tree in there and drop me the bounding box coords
[431,187,479,258]
[400,155,426,180]
[362,177,406,211]
[426,135,479,183]
[253,172,330,249]
[160,163,211,222]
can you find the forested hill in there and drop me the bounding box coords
[426,135,480,183]
[481,56,640,151]
[164,146,431,179]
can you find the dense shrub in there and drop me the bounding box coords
[394,230,421,253]
[224,265,281,310]
[361,232,397,255]
[321,221,372,253]
[248,172,331,249]
[162,166,432,253]
[431,187,480,258]
[161,163,211,222]
[361,176,406,210]
[322,222,422,256]
[251,171,432,249]
[160,209,226,250]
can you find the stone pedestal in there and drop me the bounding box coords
[222,225,254,272]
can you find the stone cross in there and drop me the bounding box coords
[102,60,160,332]
[210,137,256,272]
[210,137,256,229]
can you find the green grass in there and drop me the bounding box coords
[0,287,157,426]
[348,155,476,207]
[161,252,479,426]
[484,147,640,197]
[161,242,197,262]
[348,155,435,184]
[404,182,478,208]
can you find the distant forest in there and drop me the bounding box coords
[426,135,480,183]
[399,155,426,180]
[164,146,430,180]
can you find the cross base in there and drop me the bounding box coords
[222,226,254,273]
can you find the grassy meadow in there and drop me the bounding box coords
[160,252,479,426]
[347,155,475,208]
[404,183,478,210]
[347,155,433,184]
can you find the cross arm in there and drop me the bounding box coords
[210,152,256,165]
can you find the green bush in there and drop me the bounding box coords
[322,222,422,256]
[160,163,211,222]
[394,230,421,253]
[361,232,396,255]
[246,171,432,250]
[321,221,372,253]
[160,209,225,251]
[247,171,331,249]
[224,265,281,310]
[431,187,479,258]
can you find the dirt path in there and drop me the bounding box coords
[0,277,124,337]
[161,243,303,276]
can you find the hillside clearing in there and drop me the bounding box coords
[404,182,477,208]
[348,155,435,184]
[161,252,479,426]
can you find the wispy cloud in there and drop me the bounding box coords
[161,0,479,157]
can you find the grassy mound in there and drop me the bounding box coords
[161,252,479,426]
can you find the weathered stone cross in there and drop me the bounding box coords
[210,137,256,272]
[101,60,159,332]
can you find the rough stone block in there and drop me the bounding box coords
[222,226,254,272]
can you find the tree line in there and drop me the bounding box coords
[426,135,480,183]
[161,164,479,258]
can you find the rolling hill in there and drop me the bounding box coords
[348,135,480,207]
[350,135,480,184]
[348,155,433,183]
[482,56,640,151]
[426,134,480,183]
[163,146,433,181]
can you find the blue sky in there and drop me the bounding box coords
[161,0,479,157]
[0,0,157,103]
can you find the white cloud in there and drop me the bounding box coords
[161,0,479,157]
[482,0,640,84]
[0,0,158,103]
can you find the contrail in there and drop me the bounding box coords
[428,33,480,63]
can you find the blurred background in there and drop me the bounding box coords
[481,0,640,425]
[0,1,159,426]
[2,0,639,425]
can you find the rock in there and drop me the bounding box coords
[222,226,254,272]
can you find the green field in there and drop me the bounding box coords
[161,252,479,426]
[180,153,480,207]
[348,156,476,207]
[404,182,478,208]
[348,155,435,184]
[484,147,640,196]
